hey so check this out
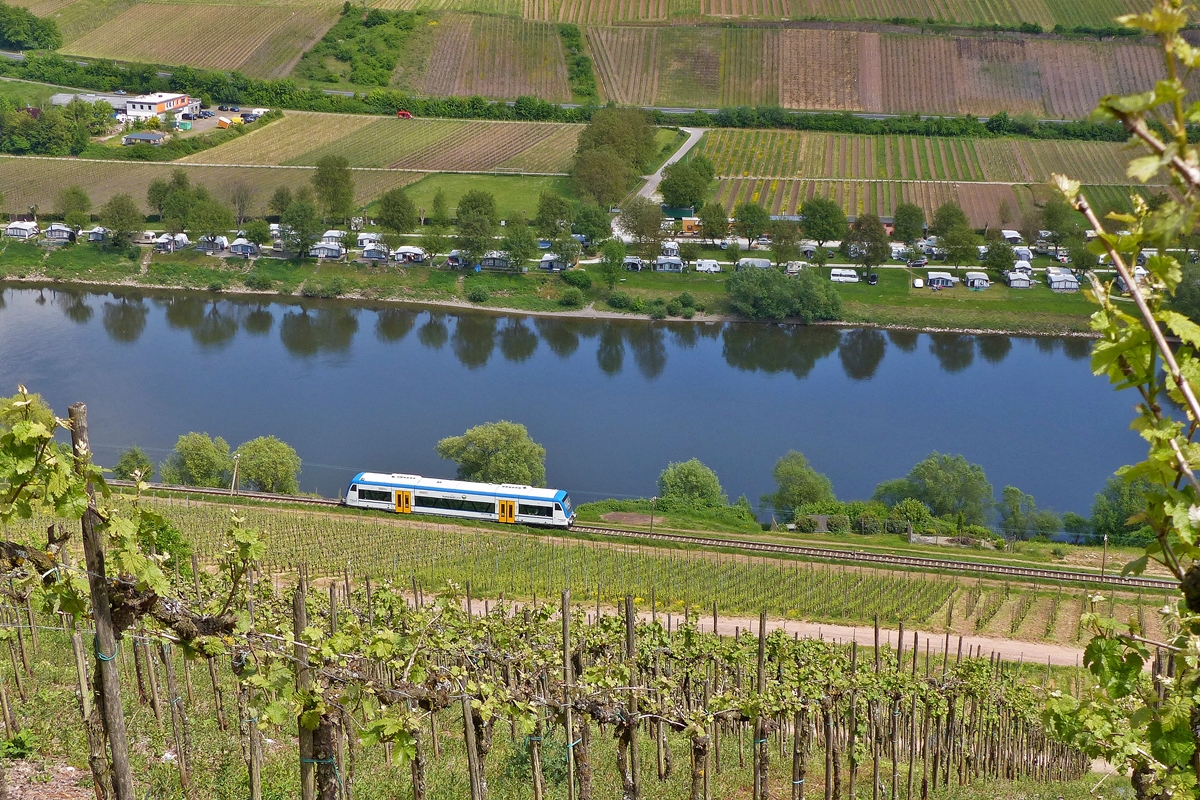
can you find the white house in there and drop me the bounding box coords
[44,223,73,242]
[321,230,347,244]
[927,271,958,288]
[964,271,990,289]
[4,221,38,240]
[125,92,197,121]
[357,231,383,248]
[229,238,258,256]
[362,243,390,261]
[1006,271,1032,288]
[392,245,426,263]
[655,255,684,272]
[309,242,345,259]
[86,226,107,243]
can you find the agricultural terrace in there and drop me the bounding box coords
[416,14,572,101]
[699,130,1158,186]
[60,497,1165,646]
[0,157,424,214]
[186,111,582,173]
[586,26,1182,117]
[59,3,339,77]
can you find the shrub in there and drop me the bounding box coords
[666,299,683,316]
[301,276,348,298]
[235,435,301,494]
[889,497,934,528]
[112,446,154,481]
[678,291,696,308]
[207,280,227,292]
[658,458,725,509]
[794,516,817,533]
[631,297,646,313]
[160,432,232,488]
[681,306,695,319]
[858,514,883,534]
[560,286,586,307]
[650,306,667,320]
[244,271,274,290]
[827,514,851,533]
[561,270,592,289]
[466,285,489,303]
[606,291,631,309]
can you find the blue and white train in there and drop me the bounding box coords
[344,472,575,527]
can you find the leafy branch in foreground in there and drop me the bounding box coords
[1042,3,1200,796]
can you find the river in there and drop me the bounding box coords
[0,285,1143,517]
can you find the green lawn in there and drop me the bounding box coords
[645,127,689,175]
[400,174,576,220]
[0,78,58,108]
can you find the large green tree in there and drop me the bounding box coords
[502,213,539,269]
[160,432,233,488]
[457,190,498,226]
[734,202,770,243]
[99,193,143,247]
[112,446,154,481]
[726,267,843,322]
[535,192,574,237]
[377,187,418,241]
[763,450,835,521]
[618,196,665,260]
[575,107,657,172]
[800,197,848,252]
[597,238,626,289]
[658,458,725,509]
[697,201,729,245]
[929,202,969,237]
[571,148,633,209]
[892,202,926,243]
[846,213,890,270]
[435,420,547,486]
[281,198,322,259]
[312,154,355,222]
[872,452,993,524]
[235,435,301,494]
[456,212,495,267]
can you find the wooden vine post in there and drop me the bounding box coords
[753,610,768,800]
[562,590,577,800]
[294,569,315,800]
[69,402,136,800]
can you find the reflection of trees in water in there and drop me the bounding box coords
[886,330,919,352]
[192,301,238,350]
[35,289,47,305]
[56,291,93,324]
[627,324,667,379]
[499,319,538,363]
[1033,337,1060,355]
[670,323,699,349]
[102,298,149,343]
[534,317,580,358]
[418,313,449,350]
[452,314,496,369]
[722,323,840,379]
[163,296,206,332]
[976,335,1012,365]
[928,333,974,373]
[838,328,887,380]
[243,307,274,336]
[1062,338,1092,361]
[279,307,359,357]
[375,308,418,343]
[596,325,624,375]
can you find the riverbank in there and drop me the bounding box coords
[0,240,1100,336]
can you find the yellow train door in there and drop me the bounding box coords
[395,491,412,513]
[499,500,515,523]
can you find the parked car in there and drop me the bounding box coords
[180,113,194,120]
[230,106,240,112]
[218,105,228,111]
[907,257,928,268]
[867,273,879,285]
[200,110,214,118]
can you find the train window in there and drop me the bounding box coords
[414,495,495,514]
[554,503,562,513]
[359,488,392,502]
[518,503,553,517]
[349,485,358,493]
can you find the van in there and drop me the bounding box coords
[830,268,859,283]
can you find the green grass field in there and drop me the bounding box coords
[0,78,58,107]
[400,173,576,219]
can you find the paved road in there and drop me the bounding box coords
[638,126,706,201]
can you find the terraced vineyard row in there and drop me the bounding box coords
[0,158,425,214]
[61,3,339,77]
[700,130,1159,186]
[711,177,1028,228]
[584,25,1180,117]
[187,112,580,172]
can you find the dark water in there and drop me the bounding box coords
[0,285,1141,517]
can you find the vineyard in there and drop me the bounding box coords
[186,112,580,173]
[0,157,424,214]
[60,3,339,77]
[417,15,573,101]
[580,25,1179,117]
[698,130,1153,187]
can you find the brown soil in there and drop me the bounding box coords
[599,511,654,525]
[5,760,91,800]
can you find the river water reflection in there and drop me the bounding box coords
[0,285,1137,516]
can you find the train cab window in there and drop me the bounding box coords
[518,503,553,517]
[359,488,392,502]
[554,503,562,513]
[349,485,358,493]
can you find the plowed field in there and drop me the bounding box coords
[0,158,424,214]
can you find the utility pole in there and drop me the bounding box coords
[649,496,657,536]
[230,454,240,496]
[70,402,136,800]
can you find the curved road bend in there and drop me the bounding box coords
[638,126,706,200]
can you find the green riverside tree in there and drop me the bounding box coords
[235,435,301,494]
[435,421,547,486]
[160,432,233,488]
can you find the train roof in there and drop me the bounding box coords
[352,472,566,501]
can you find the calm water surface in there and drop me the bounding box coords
[0,285,1142,516]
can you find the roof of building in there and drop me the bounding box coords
[132,92,187,103]
[123,132,166,142]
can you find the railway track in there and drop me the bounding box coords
[119,481,1177,590]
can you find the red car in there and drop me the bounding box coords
[396,110,413,119]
